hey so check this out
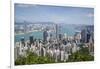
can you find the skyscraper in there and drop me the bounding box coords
[24,21,27,34]
[81,26,94,43]
[86,31,91,43]
[29,36,34,45]
[59,34,62,40]
[20,37,25,47]
[81,29,87,43]
[55,24,58,39]
[43,30,48,43]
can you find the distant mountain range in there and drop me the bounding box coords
[15,22,55,25]
[15,21,94,26]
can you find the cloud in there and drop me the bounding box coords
[15,15,27,22]
[50,15,67,23]
[16,4,38,8]
[87,13,94,17]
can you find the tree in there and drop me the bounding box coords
[68,47,94,62]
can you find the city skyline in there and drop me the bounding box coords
[14,4,94,65]
[15,4,94,25]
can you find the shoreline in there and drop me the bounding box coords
[15,30,42,35]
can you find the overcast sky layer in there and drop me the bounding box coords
[15,4,94,25]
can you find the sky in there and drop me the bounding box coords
[15,3,94,25]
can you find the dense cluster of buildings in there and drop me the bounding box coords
[14,24,94,62]
[15,22,55,34]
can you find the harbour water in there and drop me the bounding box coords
[15,25,77,42]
